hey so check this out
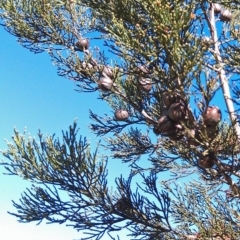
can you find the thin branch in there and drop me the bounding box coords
[208,3,240,139]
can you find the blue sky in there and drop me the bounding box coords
[0,26,128,240]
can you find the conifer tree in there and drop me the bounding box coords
[1,1,240,239]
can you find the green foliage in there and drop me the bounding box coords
[1,0,240,239]
[2,123,240,239]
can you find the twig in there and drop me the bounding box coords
[112,83,158,125]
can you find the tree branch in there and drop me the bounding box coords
[208,3,240,139]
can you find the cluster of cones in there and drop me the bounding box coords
[153,91,222,168]
[75,35,223,169]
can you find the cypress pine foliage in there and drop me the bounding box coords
[1,0,240,239]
